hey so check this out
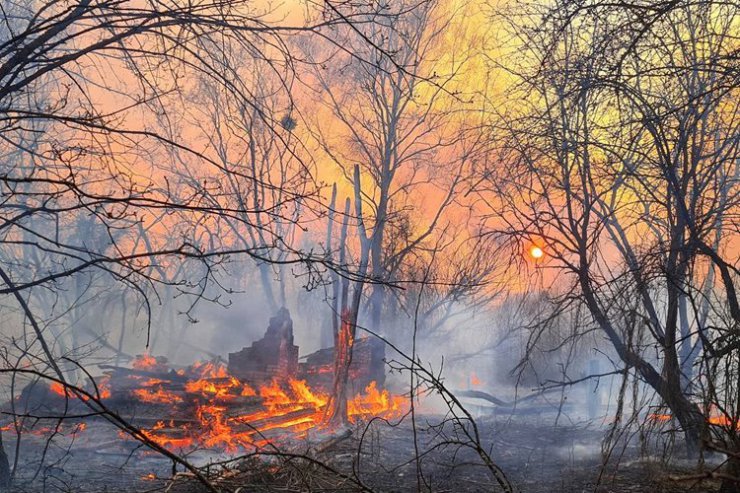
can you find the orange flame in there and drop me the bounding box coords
[49,382,70,397]
[132,354,158,370]
[347,381,405,422]
[117,358,406,453]
[132,387,183,404]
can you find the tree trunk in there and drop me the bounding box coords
[666,394,703,456]
[325,311,355,426]
[325,166,370,425]
[579,270,705,456]
[323,184,338,349]
[334,197,351,348]
[720,454,740,493]
[0,431,11,489]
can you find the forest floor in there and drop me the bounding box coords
[3,413,727,493]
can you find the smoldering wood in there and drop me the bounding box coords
[228,308,299,385]
[226,307,386,393]
[300,337,386,393]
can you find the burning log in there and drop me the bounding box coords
[325,312,355,426]
[8,364,404,460]
[236,407,319,433]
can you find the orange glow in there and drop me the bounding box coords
[470,373,481,386]
[97,377,112,399]
[185,375,249,400]
[648,410,740,429]
[141,378,167,387]
[191,361,229,379]
[529,245,544,259]
[49,382,69,397]
[50,378,111,400]
[27,365,393,452]
[707,405,739,429]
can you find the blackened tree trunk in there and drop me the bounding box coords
[720,456,740,493]
[0,431,11,489]
[325,311,355,425]
[324,184,339,349]
[325,166,370,426]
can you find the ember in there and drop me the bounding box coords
[647,409,740,430]
[132,354,160,371]
[647,413,671,422]
[132,387,184,404]
[49,382,69,397]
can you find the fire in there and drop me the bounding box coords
[191,361,229,379]
[132,387,183,404]
[96,377,112,399]
[707,406,739,429]
[38,357,405,453]
[132,354,158,370]
[125,360,405,452]
[470,373,481,386]
[49,382,69,397]
[647,408,740,429]
[241,384,257,397]
[139,426,195,450]
[142,378,167,387]
[289,379,327,409]
[347,382,405,422]
[1,421,87,438]
[49,379,110,401]
[185,375,251,399]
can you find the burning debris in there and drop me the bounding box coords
[23,311,402,457]
[98,355,403,453]
[227,307,386,395]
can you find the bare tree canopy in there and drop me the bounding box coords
[0,0,738,491]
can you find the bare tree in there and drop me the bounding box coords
[480,0,738,472]
[308,0,479,334]
[0,0,407,485]
[305,0,492,424]
[170,51,314,317]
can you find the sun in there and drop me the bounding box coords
[529,245,544,259]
